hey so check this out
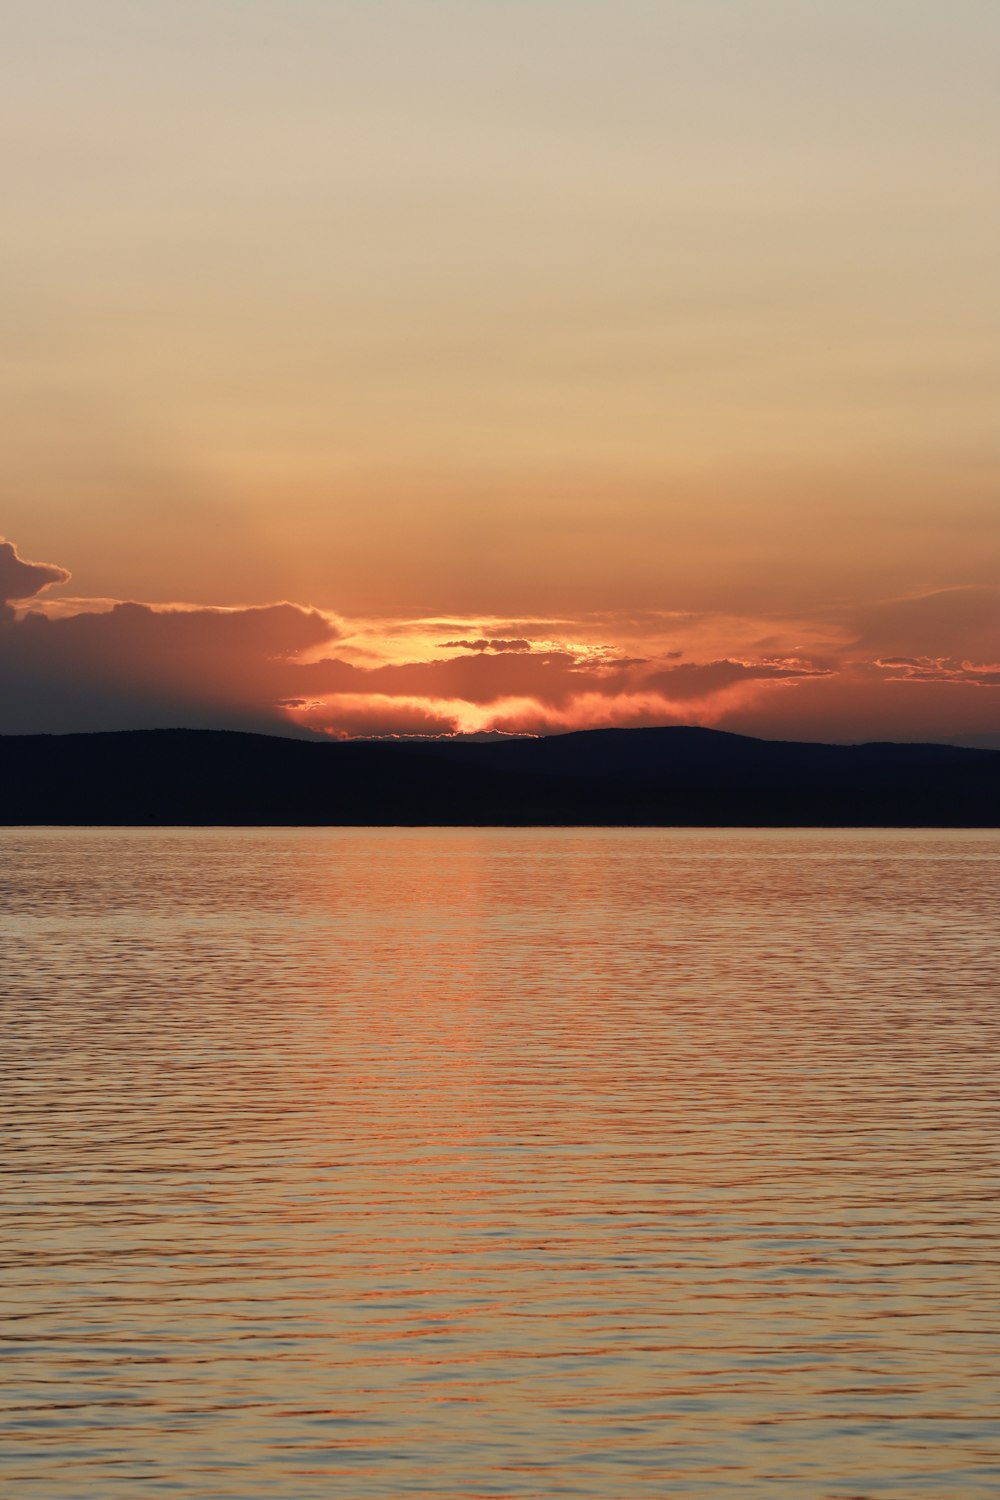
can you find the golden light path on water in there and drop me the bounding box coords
[1,829,997,1498]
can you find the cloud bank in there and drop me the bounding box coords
[1,538,997,745]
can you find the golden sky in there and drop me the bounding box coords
[1,2,997,742]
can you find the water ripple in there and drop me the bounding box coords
[1,829,997,1497]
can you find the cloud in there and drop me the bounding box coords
[288,649,606,708]
[846,586,1000,664]
[0,586,338,735]
[727,665,1000,747]
[0,538,70,621]
[438,638,532,653]
[282,653,835,739]
[639,657,833,700]
[0,538,996,745]
[291,695,477,739]
[874,656,1000,686]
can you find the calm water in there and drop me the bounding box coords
[1,829,997,1499]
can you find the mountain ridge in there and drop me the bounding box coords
[0,725,995,826]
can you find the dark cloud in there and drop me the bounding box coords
[0,538,70,621]
[847,586,1000,664]
[0,593,337,735]
[288,650,593,708]
[439,638,533,653]
[639,658,833,700]
[724,667,1000,748]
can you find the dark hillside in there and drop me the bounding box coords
[0,726,995,826]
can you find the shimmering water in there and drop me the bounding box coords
[1,828,997,1499]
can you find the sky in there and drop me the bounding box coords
[1,0,997,744]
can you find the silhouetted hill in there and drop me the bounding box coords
[0,726,995,825]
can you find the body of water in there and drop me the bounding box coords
[1,828,997,1498]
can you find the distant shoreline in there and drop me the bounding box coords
[2,725,995,828]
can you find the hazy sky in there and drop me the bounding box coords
[2,2,997,742]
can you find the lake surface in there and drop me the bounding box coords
[1,828,997,1499]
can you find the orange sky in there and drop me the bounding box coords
[1,3,997,744]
